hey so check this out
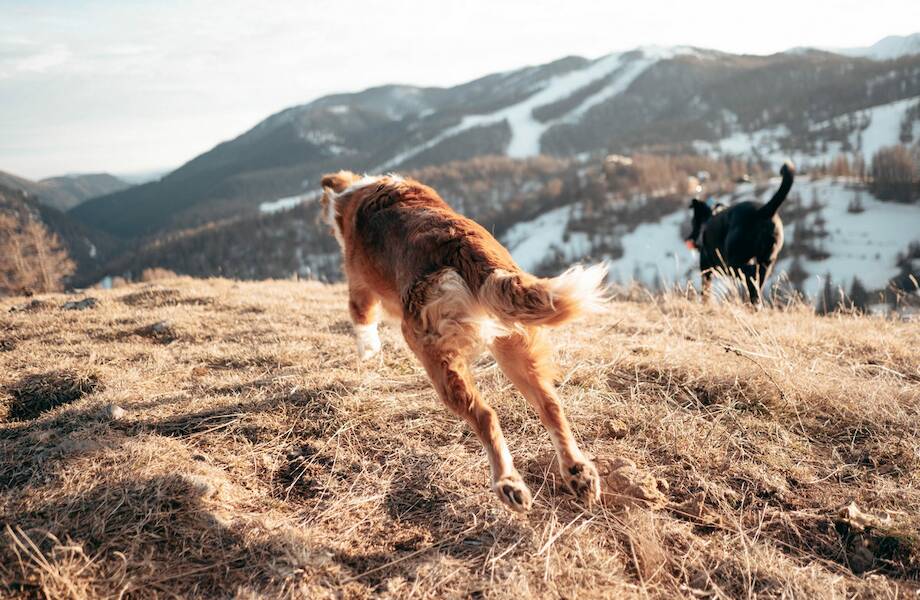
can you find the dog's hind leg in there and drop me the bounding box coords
[753,261,775,307]
[490,328,600,505]
[739,264,761,306]
[401,270,531,512]
[401,320,531,512]
[701,270,713,303]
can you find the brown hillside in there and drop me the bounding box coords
[1,278,918,598]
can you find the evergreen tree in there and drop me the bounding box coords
[847,190,865,214]
[848,277,870,313]
[817,274,842,315]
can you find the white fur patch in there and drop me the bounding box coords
[334,173,404,198]
[354,323,381,360]
[418,270,510,352]
[545,263,609,314]
[475,317,508,345]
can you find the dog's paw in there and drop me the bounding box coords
[563,460,601,505]
[494,473,533,513]
[355,324,381,360]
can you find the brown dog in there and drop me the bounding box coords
[320,171,608,512]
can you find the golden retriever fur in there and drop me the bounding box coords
[320,170,608,512]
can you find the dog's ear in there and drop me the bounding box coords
[689,198,701,209]
[320,171,358,194]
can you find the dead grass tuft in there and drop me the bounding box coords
[3,370,103,421]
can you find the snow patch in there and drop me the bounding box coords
[504,205,590,272]
[777,179,920,296]
[607,210,693,287]
[259,192,320,215]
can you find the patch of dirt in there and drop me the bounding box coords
[830,502,918,576]
[8,299,52,313]
[118,288,213,308]
[62,297,99,311]
[205,354,293,370]
[118,288,181,307]
[3,370,103,421]
[275,441,359,501]
[133,320,178,344]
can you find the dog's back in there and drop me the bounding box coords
[324,173,606,328]
[700,201,783,267]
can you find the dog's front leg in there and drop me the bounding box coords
[349,286,381,360]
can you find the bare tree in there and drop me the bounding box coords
[0,210,75,295]
[869,145,919,203]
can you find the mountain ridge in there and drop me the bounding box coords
[70,38,920,238]
[0,170,129,212]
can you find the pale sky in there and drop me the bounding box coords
[1,0,918,180]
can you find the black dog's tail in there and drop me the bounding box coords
[758,161,795,218]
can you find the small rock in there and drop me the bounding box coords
[837,501,892,532]
[605,418,629,439]
[597,457,668,509]
[102,403,126,420]
[62,297,99,311]
[135,320,177,343]
[150,321,170,333]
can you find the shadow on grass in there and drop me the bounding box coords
[0,473,335,597]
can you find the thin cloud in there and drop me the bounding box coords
[0,0,918,178]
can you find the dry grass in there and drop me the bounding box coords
[0,277,918,599]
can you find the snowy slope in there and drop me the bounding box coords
[378,47,691,170]
[843,96,920,159]
[777,180,920,297]
[606,210,695,288]
[504,205,590,272]
[790,33,920,61]
[695,96,920,167]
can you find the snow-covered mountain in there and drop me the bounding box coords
[833,33,920,61]
[71,37,920,238]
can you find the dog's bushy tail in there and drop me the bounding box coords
[478,264,608,327]
[758,161,795,218]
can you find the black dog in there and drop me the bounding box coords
[686,162,795,305]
